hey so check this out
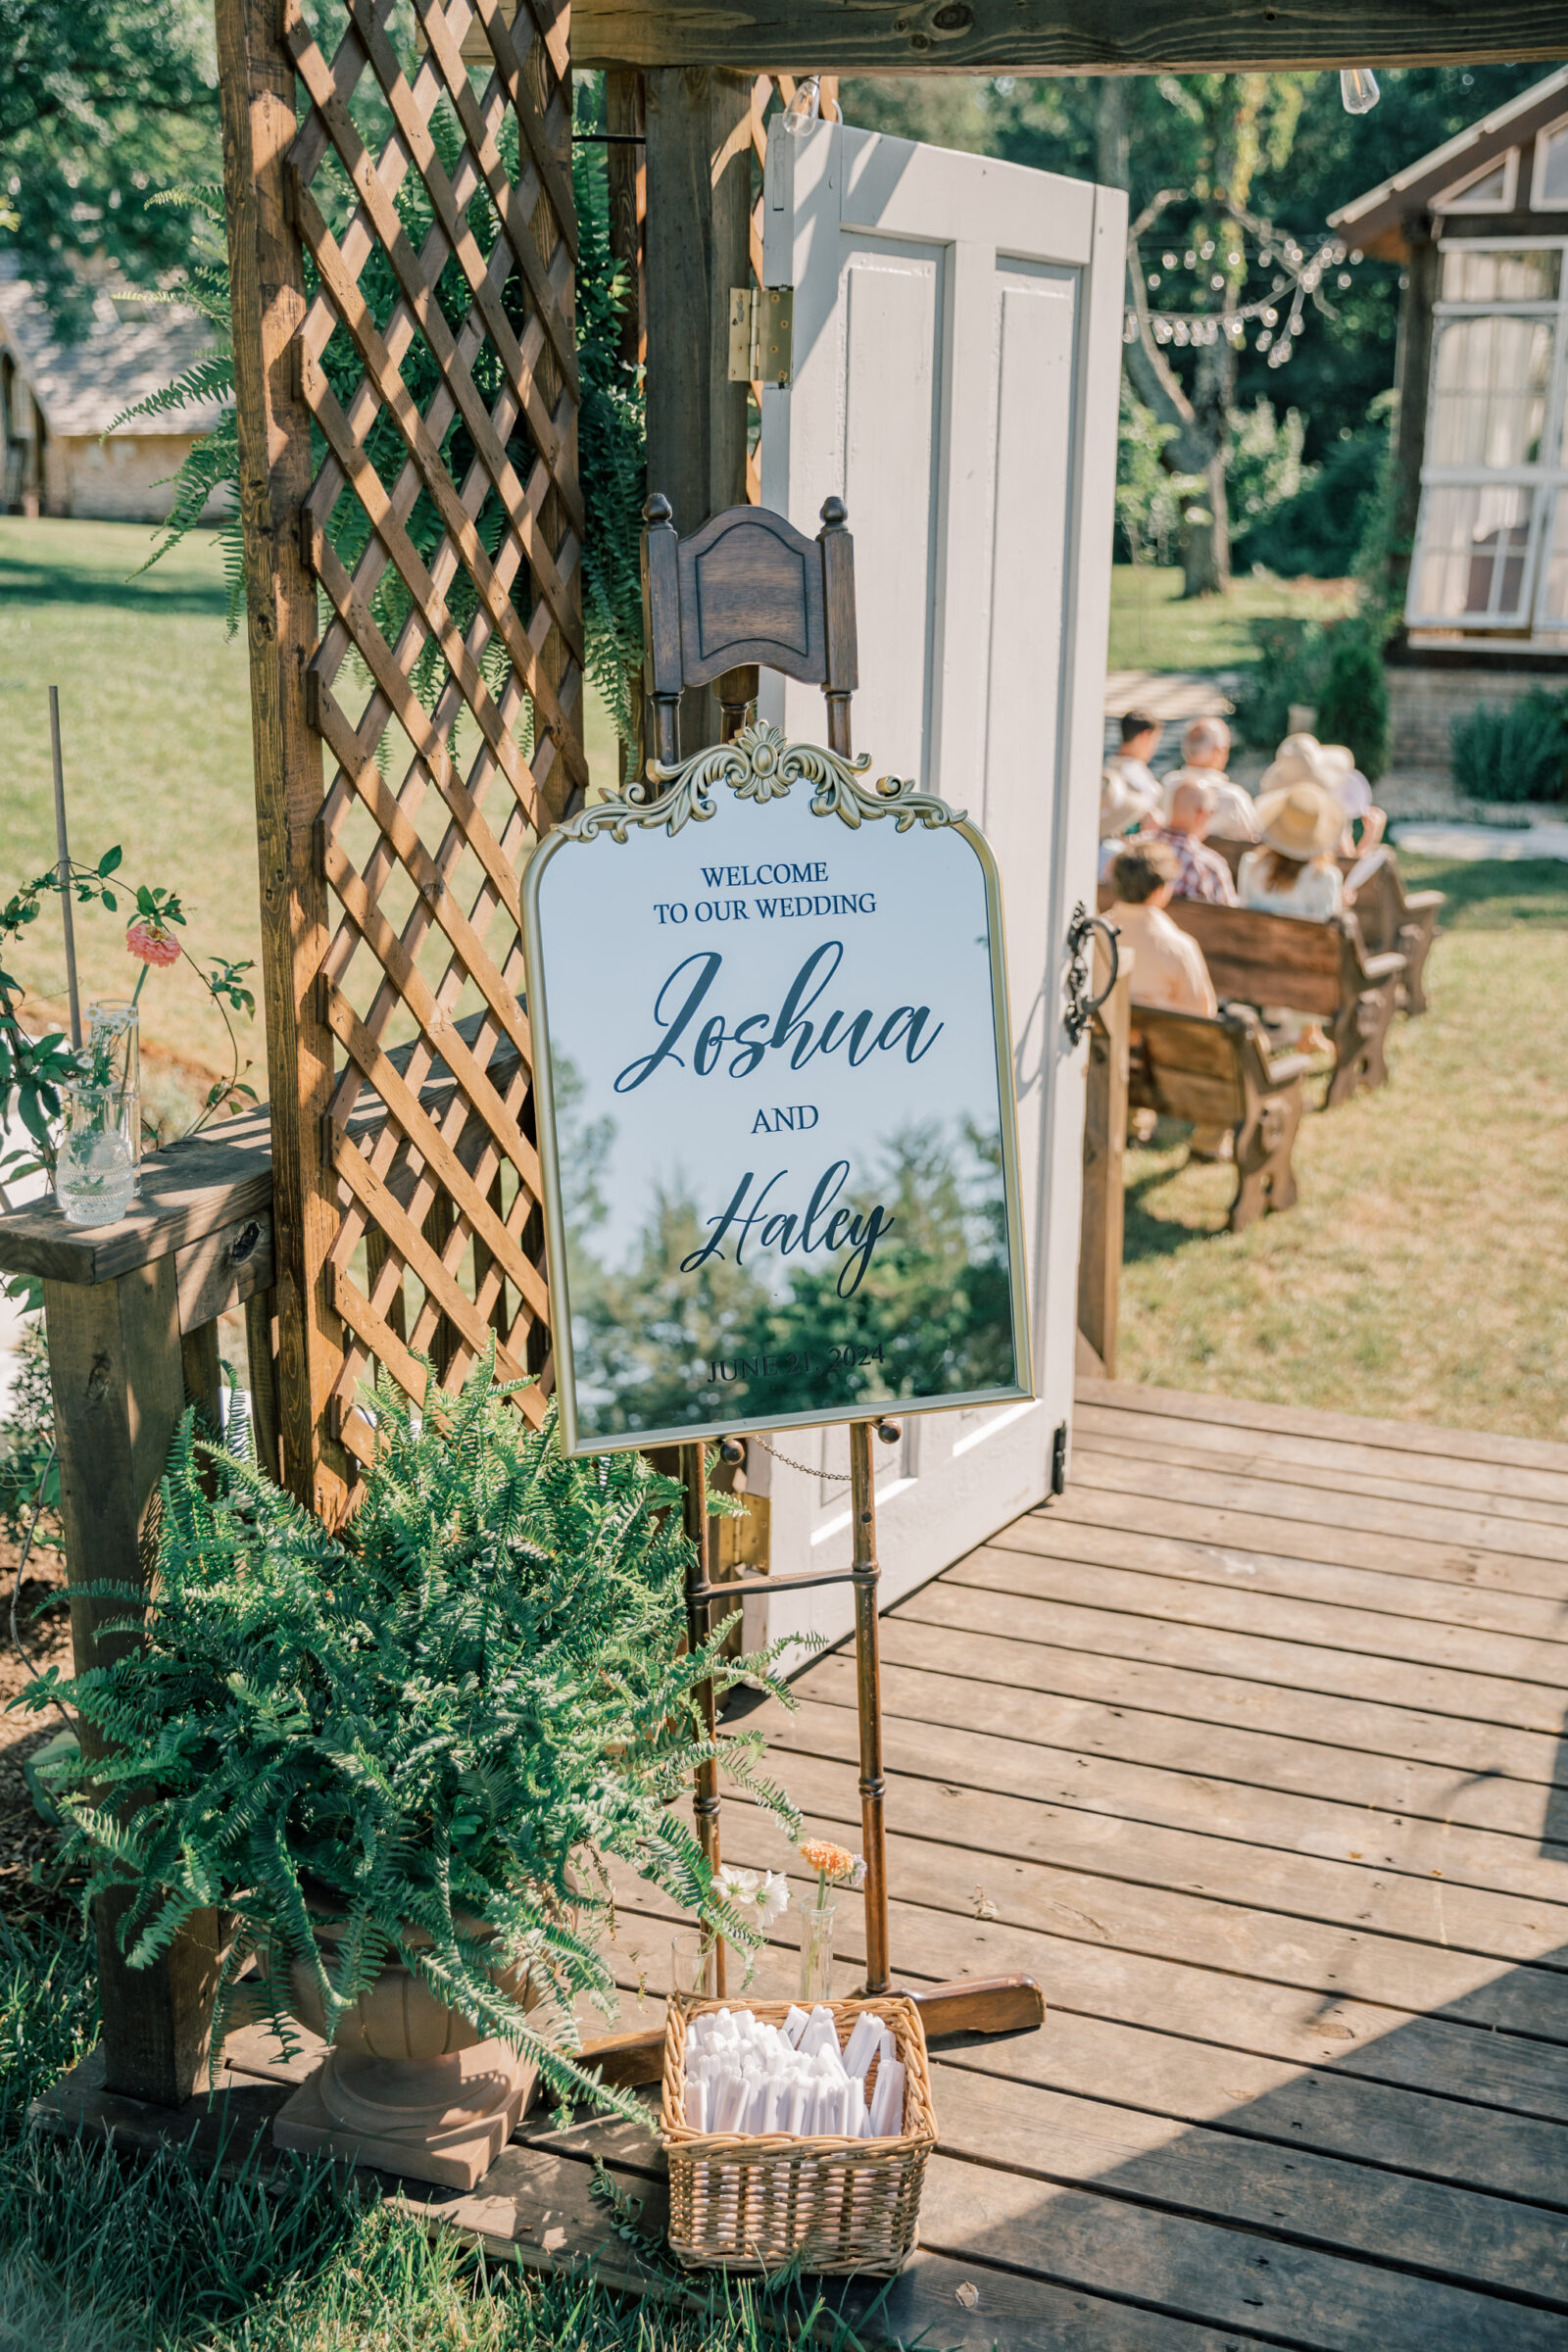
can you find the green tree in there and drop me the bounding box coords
[0,0,220,332]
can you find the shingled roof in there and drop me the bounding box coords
[0,270,226,438]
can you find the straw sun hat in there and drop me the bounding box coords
[1254,733,1351,861]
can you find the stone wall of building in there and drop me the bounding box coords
[1388,661,1568,777]
[40,432,226,523]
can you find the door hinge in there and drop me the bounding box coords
[1051,1422,1069,1497]
[728,286,794,386]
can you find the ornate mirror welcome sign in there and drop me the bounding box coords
[522,722,1032,1454]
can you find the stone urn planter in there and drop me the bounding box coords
[271,1913,542,2190]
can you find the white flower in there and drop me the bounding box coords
[715,1864,790,1932]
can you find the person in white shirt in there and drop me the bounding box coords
[1161,715,1260,844]
[1102,710,1165,827]
[1107,839,1231,1160]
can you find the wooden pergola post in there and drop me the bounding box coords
[643,66,754,754]
[216,0,346,1520]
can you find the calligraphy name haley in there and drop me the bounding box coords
[612,941,943,1091]
[679,1160,892,1297]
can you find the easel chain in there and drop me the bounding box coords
[747,1434,851,1484]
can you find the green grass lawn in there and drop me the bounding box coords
[1116,854,1568,1444]
[0,517,620,1101]
[1107,563,1357,673]
[0,1923,812,2352]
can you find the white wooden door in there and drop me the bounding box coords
[746,118,1124,1670]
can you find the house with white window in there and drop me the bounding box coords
[1333,69,1568,773]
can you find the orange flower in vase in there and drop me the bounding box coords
[797,1837,865,2005]
[125,919,180,1003]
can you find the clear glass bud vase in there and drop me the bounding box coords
[798,1901,836,2003]
[85,1000,141,1196]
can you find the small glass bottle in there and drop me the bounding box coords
[798,1901,836,2004]
[84,1000,141,1195]
[56,1080,135,1226]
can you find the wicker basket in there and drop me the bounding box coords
[660,1992,937,2274]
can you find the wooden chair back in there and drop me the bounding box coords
[1131,1004,1255,1128]
[640,493,858,762]
[1164,901,1357,1017]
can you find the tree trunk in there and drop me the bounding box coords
[1183,337,1234,600]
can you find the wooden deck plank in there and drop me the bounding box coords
[1068,1449,1568,1572]
[1051,1484,1568,1608]
[1057,1469,1568,1601]
[995,1508,1568,1645]
[800,1650,1564,1846]
[582,1942,1568,2301]
[609,1869,1568,2120]
[951,1540,1568,1691]
[585,1933,1568,2349]
[1076,1377,1568,1481]
[876,1615,1567,1788]
[762,1685,1568,1906]
[902,1582,1567,1738]
[1075,1400,1568,1523]
[715,1744,1568,1984]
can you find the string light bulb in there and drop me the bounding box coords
[1340,68,1381,116]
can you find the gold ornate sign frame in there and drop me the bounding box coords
[521,720,1034,1455]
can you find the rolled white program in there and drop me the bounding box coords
[841,2013,882,2079]
[868,2055,906,2137]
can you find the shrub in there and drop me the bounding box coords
[1450,690,1568,804]
[1315,628,1391,783]
[1234,424,1384,580]
[1231,615,1328,753]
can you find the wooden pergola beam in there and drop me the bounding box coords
[569,2,1568,74]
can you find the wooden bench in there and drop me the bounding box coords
[1338,849,1446,1015]
[1128,1003,1309,1233]
[1162,901,1406,1108]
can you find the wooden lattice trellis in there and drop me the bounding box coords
[220,0,580,1513]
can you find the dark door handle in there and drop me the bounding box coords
[1063,902,1120,1046]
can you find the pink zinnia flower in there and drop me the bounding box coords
[126,920,179,969]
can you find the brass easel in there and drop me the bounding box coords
[638,493,1034,2034]
[643,492,895,1992]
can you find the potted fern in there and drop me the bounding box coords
[19,1356,800,2186]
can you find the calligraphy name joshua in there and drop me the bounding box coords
[679,1159,893,1297]
[614,940,942,1094]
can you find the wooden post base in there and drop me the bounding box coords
[577,1974,1046,2091]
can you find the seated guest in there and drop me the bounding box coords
[1241,770,1348,923]
[1270,731,1387,851]
[1141,776,1239,906]
[1161,715,1260,843]
[1103,710,1165,826]
[1099,763,1151,878]
[1107,840,1230,1160]
[1238,769,1347,1054]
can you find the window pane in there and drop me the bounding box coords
[1430,316,1553,466]
[1440,246,1560,301]
[1537,124,1568,207]
[1412,484,1535,619]
[1437,157,1512,210]
[1536,495,1568,621]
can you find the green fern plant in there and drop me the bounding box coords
[116,98,650,752]
[13,1354,800,2128]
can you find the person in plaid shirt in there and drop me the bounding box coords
[1139,778,1238,906]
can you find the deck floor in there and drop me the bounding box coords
[46,1377,1568,2346]
[571,1376,1568,2348]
